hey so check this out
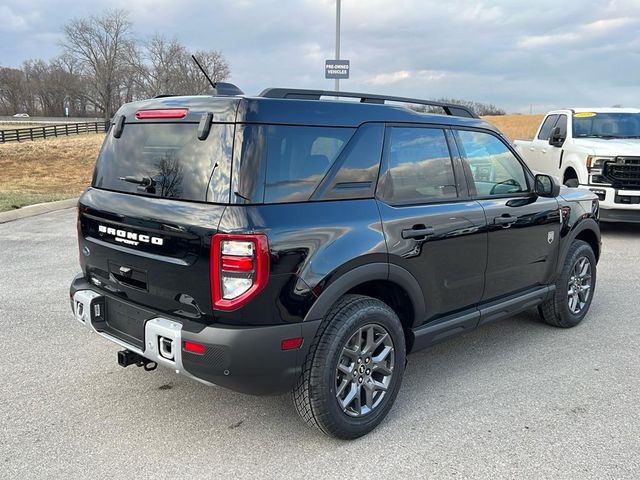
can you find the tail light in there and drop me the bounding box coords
[211,234,269,311]
[135,108,188,119]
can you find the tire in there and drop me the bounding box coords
[292,294,406,439]
[564,177,579,188]
[539,240,596,328]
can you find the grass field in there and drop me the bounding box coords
[0,114,544,212]
[0,134,104,212]
[0,123,48,131]
[483,114,544,140]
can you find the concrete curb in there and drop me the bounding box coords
[0,198,78,224]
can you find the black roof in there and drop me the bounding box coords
[114,88,497,132]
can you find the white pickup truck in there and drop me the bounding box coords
[514,108,640,222]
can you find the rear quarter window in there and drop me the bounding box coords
[233,125,355,203]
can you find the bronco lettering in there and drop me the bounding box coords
[97,224,164,246]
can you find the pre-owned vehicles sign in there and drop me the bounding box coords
[325,60,350,79]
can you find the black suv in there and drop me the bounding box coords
[70,88,601,439]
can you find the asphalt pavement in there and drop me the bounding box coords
[1,208,639,479]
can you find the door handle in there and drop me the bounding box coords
[541,149,547,154]
[529,147,535,151]
[402,226,435,239]
[493,215,517,227]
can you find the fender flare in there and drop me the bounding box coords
[303,263,426,324]
[556,217,600,276]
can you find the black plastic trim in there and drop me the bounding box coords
[304,264,388,321]
[478,285,553,326]
[410,285,554,352]
[181,319,321,395]
[303,263,425,326]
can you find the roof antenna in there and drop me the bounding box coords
[191,55,216,90]
[191,55,244,96]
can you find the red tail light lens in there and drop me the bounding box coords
[281,337,304,351]
[183,341,206,355]
[135,108,188,119]
[211,234,269,311]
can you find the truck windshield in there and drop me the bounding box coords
[573,112,640,139]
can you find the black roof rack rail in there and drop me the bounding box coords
[258,88,478,118]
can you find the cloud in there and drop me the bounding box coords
[365,70,451,86]
[0,6,37,32]
[459,3,503,23]
[1,0,640,112]
[366,70,412,85]
[518,16,638,48]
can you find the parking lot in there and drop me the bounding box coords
[1,207,639,479]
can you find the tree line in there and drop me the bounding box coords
[0,9,230,119]
[411,98,505,116]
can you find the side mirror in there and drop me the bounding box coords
[549,126,565,147]
[535,174,561,197]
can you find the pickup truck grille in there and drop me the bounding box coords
[603,157,640,189]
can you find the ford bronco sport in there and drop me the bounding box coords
[70,88,601,439]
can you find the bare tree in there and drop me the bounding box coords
[61,9,136,119]
[135,34,230,97]
[1,9,232,117]
[0,67,28,115]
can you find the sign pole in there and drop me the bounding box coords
[335,0,341,92]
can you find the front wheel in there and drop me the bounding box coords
[539,240,596,327]
[293,295,406,439]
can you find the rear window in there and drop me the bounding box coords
[233,125,355,203]
[93,123,233,203]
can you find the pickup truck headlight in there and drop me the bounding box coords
[586,155,614,170]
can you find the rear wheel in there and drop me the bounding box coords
[539,240,596,327]
[293,294,406,439]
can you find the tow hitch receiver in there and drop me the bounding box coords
[117,349,157,371]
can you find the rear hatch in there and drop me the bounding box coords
[78,97,238,345]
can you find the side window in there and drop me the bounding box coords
[233,125,355,204]
[456,130,529,197]
[555,114,567,137]
[378,127,457,205]
[263,126,354,203]
[537,114,559,140]
[316,123,384,201]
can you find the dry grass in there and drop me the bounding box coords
[481,114,544,141]
[0,134,104,211]
[0,122,48,130]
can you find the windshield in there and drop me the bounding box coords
[573,112,640,139]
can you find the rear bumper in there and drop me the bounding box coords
[70,275,320,395]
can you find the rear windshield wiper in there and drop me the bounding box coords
[119,176,155,187]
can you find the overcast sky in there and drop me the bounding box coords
[1,0,639,112]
